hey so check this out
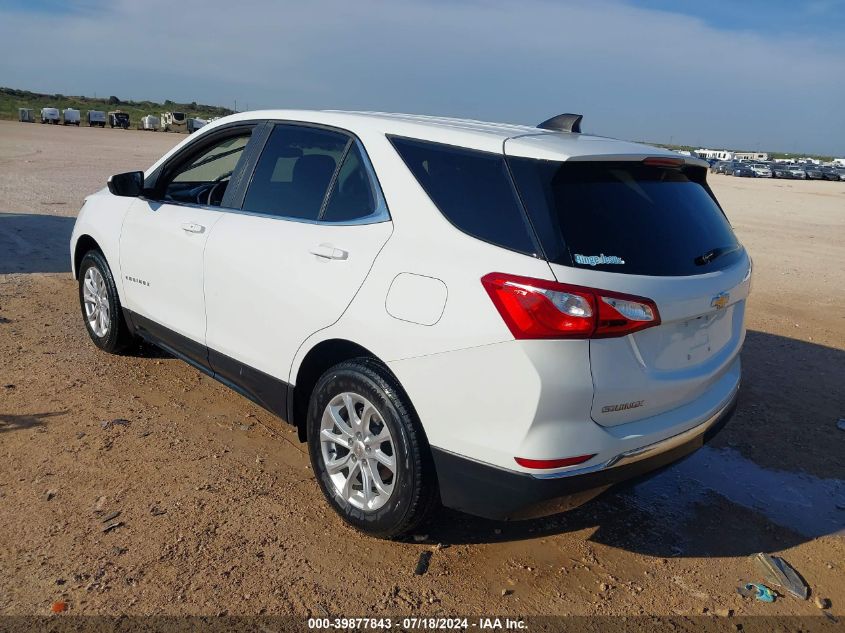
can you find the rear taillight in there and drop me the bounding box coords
[481,273,660,339]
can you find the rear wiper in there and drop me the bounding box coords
[694,245,740,266]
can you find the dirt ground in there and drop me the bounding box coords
[0,120,843,623]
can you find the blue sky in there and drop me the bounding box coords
[635,0,845,36]
[1,0,843,155]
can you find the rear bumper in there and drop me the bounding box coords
[432,385,738,520]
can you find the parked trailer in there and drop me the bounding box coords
[160,111,187,132]
[62,108,81,126]
[40,107,60,124]
[187,117,207,133]
[18,108,35,123]
[108,110,130,129]
[87,110,106,127]
[138,115,160,131]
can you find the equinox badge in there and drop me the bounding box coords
[711,292,730,310]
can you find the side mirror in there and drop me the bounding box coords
[107,171,144,197]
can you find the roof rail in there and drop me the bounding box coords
[537,113,582,134]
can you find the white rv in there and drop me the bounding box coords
[87,110,106,127]
[40,107,60,124]
[696,148,735,161]
[187,117,207,133]
[160,111,187,132]
[18,108,35,123]
[734,152,769,161]
[139,114,160,131]
[62,108,81,126]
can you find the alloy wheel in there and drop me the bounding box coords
[320,392,397,511]
[82,267,110,338]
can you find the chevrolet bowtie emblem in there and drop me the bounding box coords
[711,292,730,310]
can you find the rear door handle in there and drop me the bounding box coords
[181,222,205,234]
[310,244,348,260]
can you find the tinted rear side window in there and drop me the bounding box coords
[390,137,537,256]
[243,124,349,220]
[322,143,377,223]
[508,159,743,276]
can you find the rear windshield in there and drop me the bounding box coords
[508,159,743,276]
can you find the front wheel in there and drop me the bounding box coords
[307,359,438,539]
[77,250,135,353]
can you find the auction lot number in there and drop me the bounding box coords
[308,617,527,630]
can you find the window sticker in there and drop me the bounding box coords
[573,253,626,266]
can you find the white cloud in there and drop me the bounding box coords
[1,0,843,153]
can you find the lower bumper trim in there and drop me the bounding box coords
[431,391,738,521]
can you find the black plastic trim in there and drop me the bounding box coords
[130,311,208,370]
[208,349,290,420]
[125,310,291,423]
[431,399,736,521]
[227,121,273,210]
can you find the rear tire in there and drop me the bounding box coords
[77,250,135,354]
[307,359,438,539]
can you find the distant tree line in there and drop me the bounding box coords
[1,86,235,118]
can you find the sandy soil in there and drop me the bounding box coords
[0,120,843,622]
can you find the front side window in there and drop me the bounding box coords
[162,132,252,206]
[242,124,349,220]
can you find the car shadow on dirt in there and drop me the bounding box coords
[0,411,67,433]
[129,339,173,359]
[0,212,75,274]
[420,331,844,558]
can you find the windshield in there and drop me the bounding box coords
[507,159,743,276]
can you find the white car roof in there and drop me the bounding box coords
[200,109,705,166]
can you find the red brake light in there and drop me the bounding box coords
[643,156,685,168]
[481,273,660,340]
[514,454,596,469]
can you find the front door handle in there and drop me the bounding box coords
[181,222,205,234]
[310,244,348,260]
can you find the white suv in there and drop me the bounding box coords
[70,110,750,538]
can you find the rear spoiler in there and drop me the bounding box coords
[563,154,710,169]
